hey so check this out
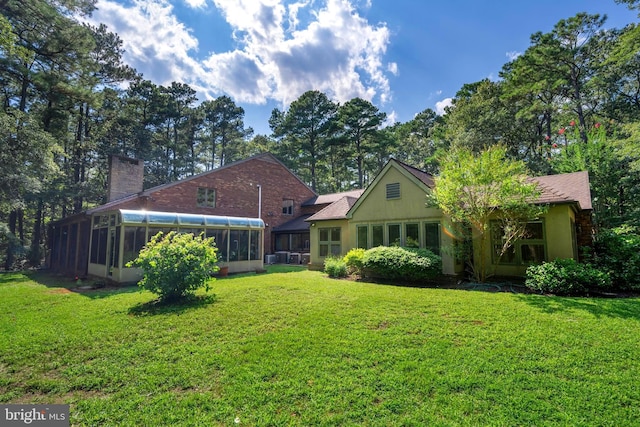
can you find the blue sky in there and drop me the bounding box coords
[85,0,639,135]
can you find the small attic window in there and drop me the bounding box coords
[197,187,216,208]
[386,182,400,199]
[282,199,294,215]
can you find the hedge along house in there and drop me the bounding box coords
[306,159,593,278]
[48,153,317,282]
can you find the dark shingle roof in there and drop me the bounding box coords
[306,196,360,221]
[302,189,365,206]
[530,171,592,210]
[272,214,312,232]
[395,160,435,188]
[304,169,592,223]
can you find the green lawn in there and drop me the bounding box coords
[1,269,640,426]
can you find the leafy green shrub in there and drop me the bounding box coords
[362,246,441,282]
[127,231,219,301]
[343,248,365,276]
[525,258,611,296]
[592,226,640,291]
[324,256,348,278]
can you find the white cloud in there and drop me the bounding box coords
[85,0,206,86]
[387,62,398,76]
[208,0,393,105]
[506,51,521,61]
[383,110,398,127]
[84,0,393,108]
[435,98,452,115]
[184,0,207,9]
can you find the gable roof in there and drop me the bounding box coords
[87,153,314,214]
[345,158,435,219]
[530,171,592,210]
[303,161,592,223]
[305,159,434,222]
[395,159,435,188]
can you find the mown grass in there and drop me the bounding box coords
[1,268,640,426]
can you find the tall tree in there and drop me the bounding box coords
[441,79,530,163]
[200,96,249,169]
[389,108,443,174]
[512,13,607,143]
[337,98,386,188]
[270,90,338,192]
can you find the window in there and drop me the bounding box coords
[425,222,441,255]
[206,229,228,262]
[90,228,108,265]
[230,230,249,261]
[372,225,384,247]
[405,223,419,248]
[386,182,400,199]
[357,225,368,249]
[123,226,146,264]
[197,187,216,208]
[388,224,401,246]
[491,220,545,265]
[319,227,341,257]
[282,199,294,215]
[250,230,262,261]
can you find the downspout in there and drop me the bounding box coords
[257,184,262,219]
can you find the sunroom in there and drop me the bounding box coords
[87,209,265,283]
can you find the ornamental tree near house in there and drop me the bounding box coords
[430,145,546,282]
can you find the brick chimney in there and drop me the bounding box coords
[107,155,144,202]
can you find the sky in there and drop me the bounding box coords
[84,0,639,135]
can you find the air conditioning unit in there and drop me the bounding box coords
[265,254,276,264]
[301,253,310,264]
[289,253,301,264]
[275,251,290,263]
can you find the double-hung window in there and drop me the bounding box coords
[319,227,341,257]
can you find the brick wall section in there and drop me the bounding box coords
[109,155,316,254]
[575,210,594,261]
[107,155,144,202]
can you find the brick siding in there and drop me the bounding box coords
[108,155,316,254]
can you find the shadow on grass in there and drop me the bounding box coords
[265,265,308,274]
[128,294,217,316]
[516,293,640,320]
[15,271,142,299]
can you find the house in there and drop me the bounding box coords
[48,153,317,282]
[305,158,593,277]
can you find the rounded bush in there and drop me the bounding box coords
[324,256,348,278]
[127,231,219,301]
[362,246,441,282]
[343,248,365,276]
[525,258,611,296]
